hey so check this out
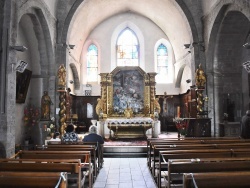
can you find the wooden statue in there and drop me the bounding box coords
[195,64,206,89]
[57,64,66,89]
[41,91,53,120]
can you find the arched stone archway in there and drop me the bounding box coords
[207,6,250,136]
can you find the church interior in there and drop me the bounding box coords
[1,0,250,187]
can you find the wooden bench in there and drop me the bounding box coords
[0,158,83,188]
[35,144,99,179]
[183,171,250,188]
[147,138,250,170]
[151,142,250,176]
[17,150,93,188]
[157,148,250,187]
[167,157,250,188]
[0,171,67,188]
[47,140,104,170]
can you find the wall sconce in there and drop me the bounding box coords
[183,42,205,52]
[68,45,75,49]
[243,43,250,49]
[10,45,28,52]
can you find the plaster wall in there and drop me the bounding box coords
[81,12,182,96]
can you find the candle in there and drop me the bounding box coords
[177,106,180,118]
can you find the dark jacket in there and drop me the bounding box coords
[241,114,250,138]
[83,133,104,144]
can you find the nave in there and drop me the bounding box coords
[94,158,156,188]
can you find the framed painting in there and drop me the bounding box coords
[16,69,32,103]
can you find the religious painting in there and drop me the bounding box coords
[16,69,32,103]
[112,69,144,115]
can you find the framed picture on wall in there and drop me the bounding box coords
[16,69,32,103]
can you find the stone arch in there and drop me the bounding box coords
[69,63,80,90]
[207,3,250,136]
[175,64,187,88]
[14,3,55,147]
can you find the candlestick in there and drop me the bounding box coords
[177,106,180,118]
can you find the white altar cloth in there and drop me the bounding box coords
[97,118,160,138]
[105,117,153,124]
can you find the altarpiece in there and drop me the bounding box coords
[96,66,160,138]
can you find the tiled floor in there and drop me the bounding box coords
[93,158,157,188]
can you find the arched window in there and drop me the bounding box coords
[87,44,98,82]
[156,43,168,82]
[117,28,139,66]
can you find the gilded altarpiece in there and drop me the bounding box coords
[97,66,159,138]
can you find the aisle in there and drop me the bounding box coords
[93,158,157,188]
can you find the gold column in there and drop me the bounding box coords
[57,64,67,135]
[58,90,67,135]
[98,73,108,119]
[148,72,157,115]
[106,74,113,117]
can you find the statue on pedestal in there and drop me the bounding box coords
[57,64,66,89]
[195,64,206,89]
[41,91,53,120]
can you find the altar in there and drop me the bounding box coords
[96,66,161,138]
[106,118,153,139]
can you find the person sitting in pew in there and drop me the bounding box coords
[83,125,104,144]
[62,123,79,142]
[83,125,104,167]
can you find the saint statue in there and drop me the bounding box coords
[41,91,53,120]
[96,98,104,118]
[57,64,66,89]
[195,64,206,89]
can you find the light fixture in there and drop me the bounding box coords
[68,45,75,49]
[183,44,191,49]
[10,45,28,52]
[243,43,250,49]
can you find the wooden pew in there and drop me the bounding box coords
[147,137,250,170]
[0,158,83,188]
[167,158,250,188]
[158,148,250,187]
[35,144,99,179]
[47,140,104,170]
[151,142,250,176]
[0,171,67,188]
[183,171,250,188]
[17,150,93,188]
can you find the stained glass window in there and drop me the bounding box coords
[117,28,139,66]
[156,43,168,82]
[87,44,98,82]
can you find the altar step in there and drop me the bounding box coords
[103,146,147,157]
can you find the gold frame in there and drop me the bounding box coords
[97,66,158,119]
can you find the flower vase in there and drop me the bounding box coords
[50,132,54,139]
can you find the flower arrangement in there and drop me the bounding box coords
[23,105,40,126]
[46,117,56,137]
[173,117,189,136]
